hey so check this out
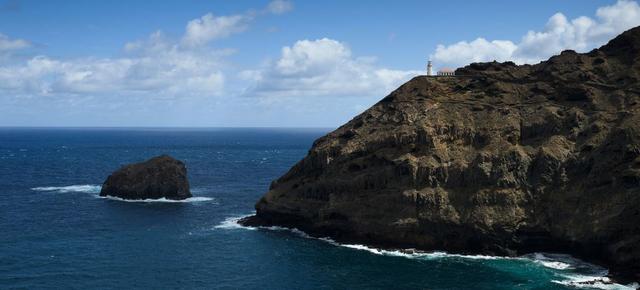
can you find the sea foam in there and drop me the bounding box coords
[215,213,508,261]
[97,195,214,203]
[31,184,102,194]
[551,273,639,290]
[526,253,575,270]
[214,214,257,230]
[32,184,214,203]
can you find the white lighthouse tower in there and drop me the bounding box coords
[427,60,433,76]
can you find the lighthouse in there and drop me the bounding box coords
[427,60,433,76]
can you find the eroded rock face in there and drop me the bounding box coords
[100,155,191,200]
[242,27,640,280]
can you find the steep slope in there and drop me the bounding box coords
[241,27,640,280]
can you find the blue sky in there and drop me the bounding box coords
[0,0,638,127]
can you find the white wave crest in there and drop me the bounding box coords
[32,184,214,203]
[338,243,639,289]
[214,214,510,260]
[530,253,639,289]
[527,253,574,270]
[332,243,426,258]
[31,184,102,194]
[552,273,638,290]
[214,214,257,230]
[97,195,214,203]
[319,240,505,260]
[214,214,318,237]
[538,260,573,270]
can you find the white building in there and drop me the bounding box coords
[426,60,456,76]
[437,67,455,76]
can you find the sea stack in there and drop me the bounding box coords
[242,26,640,281]
[100,155,192,200]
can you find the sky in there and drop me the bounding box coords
[1,0,639,127]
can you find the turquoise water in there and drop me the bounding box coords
[0,128,635,289]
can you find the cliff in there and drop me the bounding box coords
[241,27,640,281]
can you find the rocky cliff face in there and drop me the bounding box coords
[100,155,191,200]
[241,27,640,280]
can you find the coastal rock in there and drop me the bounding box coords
[100,155,191,200]
[241,27,640,281]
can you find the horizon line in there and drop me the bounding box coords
[0,126,335,129]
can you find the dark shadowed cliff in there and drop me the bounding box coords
[100,155,191,200]
[242,27,640,281]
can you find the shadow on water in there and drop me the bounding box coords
[241,229,569,289]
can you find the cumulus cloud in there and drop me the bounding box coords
[181,13,251,47]
[0,54,226,98]
[432,0,640,67]
[432,39,517,67]
[0,0,295,100]
[0,27,228,98]
[0,0,298,103]
[244,38,419,99]
[179,0,292,47]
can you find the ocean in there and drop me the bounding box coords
[0,128,636,289]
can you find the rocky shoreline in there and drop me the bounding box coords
[240,213,632,284]
[242,26,640,282]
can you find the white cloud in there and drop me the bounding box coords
[0,33,30,62]
[0,0,294,100]
[276,38,351,75]
[433,39,517,67]
[181,13,251,47]
[432,0,640,67]
[245,38,419,99]
[179,0,292,48]
[0,26,229,98]
[266,0,293,15]
[0,33,29,51]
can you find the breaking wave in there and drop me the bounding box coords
[32,184,214,203]
[97,195,214,203]
[215,214,508,261]
[552,273,639,289]
[525,253,575,270]
[216,214,639,289]
[214,214,257,230]
[31,184,102,194]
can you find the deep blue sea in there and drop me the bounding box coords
[0,128,636,289]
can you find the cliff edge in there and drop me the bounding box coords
[242,27,640,281]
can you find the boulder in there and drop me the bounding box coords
[100,155,191,200]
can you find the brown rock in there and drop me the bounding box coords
[100,155,191,200]
[242,26,640,282]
